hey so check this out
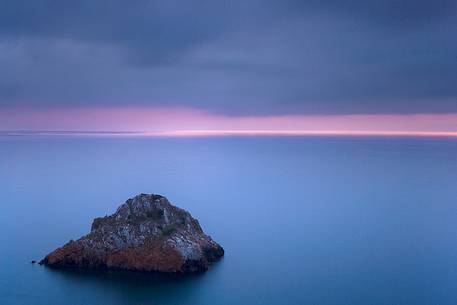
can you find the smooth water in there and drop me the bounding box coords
[1,136,457,305]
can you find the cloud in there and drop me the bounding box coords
[0,0,456,115]
[2,106,457,136]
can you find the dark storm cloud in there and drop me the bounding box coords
[0,0,231,64]
[287,0,456,25]
[0,0,456,114]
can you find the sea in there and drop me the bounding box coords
[1,135,457,305]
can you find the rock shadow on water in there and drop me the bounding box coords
[43,266,209,287]
[40,263,226,305]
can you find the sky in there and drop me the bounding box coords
[0,0,456,135]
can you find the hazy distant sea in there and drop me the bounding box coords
[1,136,457,305]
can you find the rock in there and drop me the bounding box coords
[40,194,224,273]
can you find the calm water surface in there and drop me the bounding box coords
[1,136,457,305]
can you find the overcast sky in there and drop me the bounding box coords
[0,0,456,116]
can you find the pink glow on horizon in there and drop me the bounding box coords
[1,106,457,137]
[148,130,457,137]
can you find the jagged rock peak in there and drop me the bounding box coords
[41,194,224,273]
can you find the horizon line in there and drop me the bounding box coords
[2,129,457,138]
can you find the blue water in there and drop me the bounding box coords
[1,136,457,305]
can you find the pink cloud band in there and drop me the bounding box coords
[1,107,457,137]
